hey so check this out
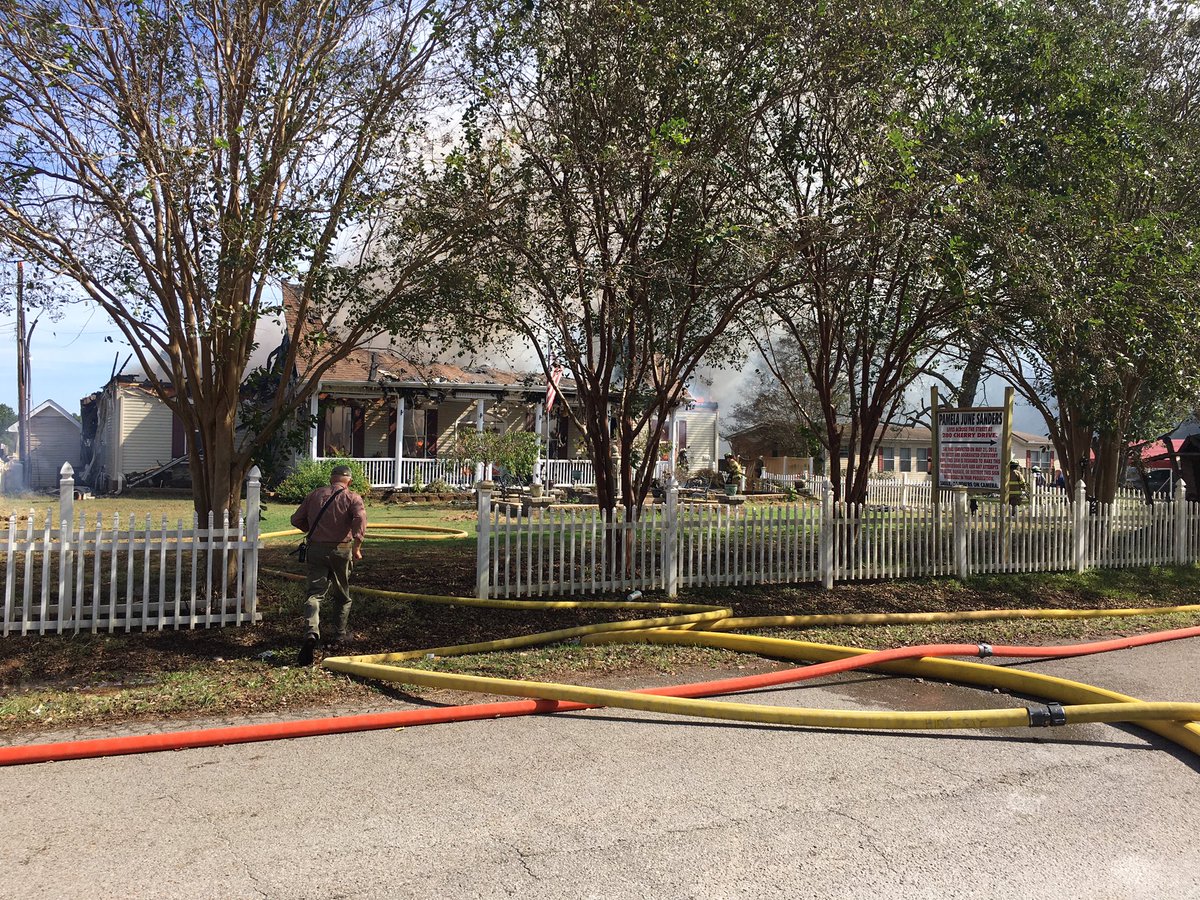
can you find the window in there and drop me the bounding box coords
[1028,448,1054,470]
[403,409,438,458]
[899,447,912,472]
[916,447,930,473]
[882,447,895,471]
[676,420,687,450]
[320,404,363,457]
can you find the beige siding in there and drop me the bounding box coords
[435,400,474,450]
[27,411,82,489]
[117,387,174,475]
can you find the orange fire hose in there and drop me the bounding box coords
[3,625,1198,766]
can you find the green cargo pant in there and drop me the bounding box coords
[303,542,353,641]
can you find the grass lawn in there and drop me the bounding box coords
[2,489,480,537]
[2,491,1199,736]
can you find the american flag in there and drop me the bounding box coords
[545,364,564,413]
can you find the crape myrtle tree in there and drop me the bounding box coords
[745,0,977,504]
[440,0,798,517]
[973,0,1200,502]
[0,0,471,518]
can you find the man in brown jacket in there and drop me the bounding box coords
[291,464,367,665]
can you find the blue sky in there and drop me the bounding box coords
[0,301,130,414]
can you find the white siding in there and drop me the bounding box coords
[362,404,391,458]
[27,411,82,490]
[680,406,718,471]
[117,387,174,475]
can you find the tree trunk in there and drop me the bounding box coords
[955,340,989,408]
[1092,430,1125,504]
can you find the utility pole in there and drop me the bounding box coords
[15,261,28,489]
[14,262,38,490]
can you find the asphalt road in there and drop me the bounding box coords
[2,641,1198,900]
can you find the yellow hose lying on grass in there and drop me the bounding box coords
[255,558,1200,752]
[261,524,469,541]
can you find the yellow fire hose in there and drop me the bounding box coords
[262,525,468,541]
[258,524,1200,754]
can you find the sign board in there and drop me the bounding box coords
[937,407,1006,490]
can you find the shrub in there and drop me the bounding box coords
[450,430,539,482]
[274,457,371,503]
[426,479,454,493]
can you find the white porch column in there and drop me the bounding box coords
[393,394,406,488]
[667,411,678,478]
[475,398,487,482]
[308,391,319,459]
[533,401,544,484]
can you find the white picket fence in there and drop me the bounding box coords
[1,464,262,636]
[475,480,1200,598]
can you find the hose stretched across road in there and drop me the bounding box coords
[2,541,1199,765]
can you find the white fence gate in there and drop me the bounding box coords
[1,464,263,636]
[476,480,1200,598]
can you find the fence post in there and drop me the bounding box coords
[664,477,679,597]
[820,488,834,590]
[58,462,75,630]
[1074,479,1088,574]
[1175,479,1188,566]
[244,466,261,623]
[58,462,74,535]
[476,483,492,599]
[952,487,968,580]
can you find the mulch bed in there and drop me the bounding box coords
[2,536,1196,692]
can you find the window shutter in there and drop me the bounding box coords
[352,406,365,457]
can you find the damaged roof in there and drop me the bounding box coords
[282,282,574,393]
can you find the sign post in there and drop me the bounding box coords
[930,387,940,507]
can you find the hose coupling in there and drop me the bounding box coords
[977,643,993,658]
[1027,702,1068,727]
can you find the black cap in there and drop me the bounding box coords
[330,464,353,479]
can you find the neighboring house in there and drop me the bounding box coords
[872,425,1058,481]
[80,379,189,492]
[726,423,814,480]
[727,421,1055,483]
[4,400,83,490]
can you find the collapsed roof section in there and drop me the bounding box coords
[280,281,577,401]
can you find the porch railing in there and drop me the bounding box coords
[318,456,597,489]
[540,459,596,486]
